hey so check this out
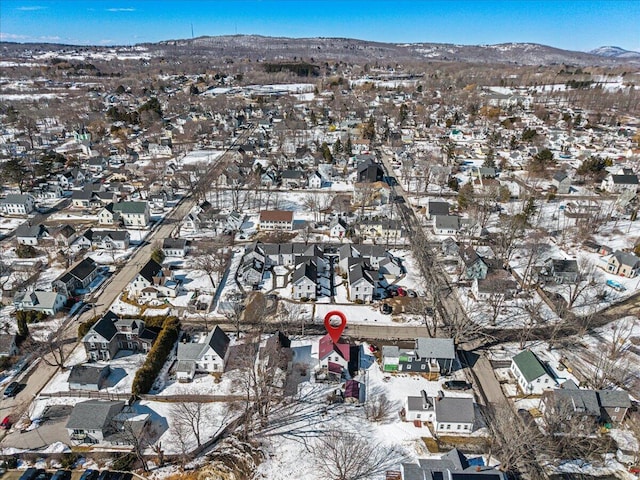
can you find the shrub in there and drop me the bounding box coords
[111,453,136,471]
[60,453,78,469]
[131,316,180,396]
[78,316,100,338]
[16,244,37,258]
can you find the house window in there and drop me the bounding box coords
[101,343,108,349]
[416,414,421,419]
[614,407,620,412]
[406,365,412,370]
[457,424,461,429]
[421,365,426,370]
[446,424,451,430]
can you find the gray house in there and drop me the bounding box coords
[68,364,111,391]
[383,338,456,376]
[545,258,579,284]
[176,326,231,382]
[401,448,506,480]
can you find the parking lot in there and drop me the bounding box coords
[1,405,72,450]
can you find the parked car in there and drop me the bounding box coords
[380,303,393,315]
[34,470,50,480]
[443,380,472,391]
[397,287,407,297]
[1,415,11,429]
[51,471,72,480]
[79,470,99,480]
[19,468,40,480]
[3,381,21,397]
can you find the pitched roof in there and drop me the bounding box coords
[415,338,455,360]
[259,210,294,222]
[318,334,350,361]
[68,257,98,281]
[613,250,640,268]
[162,237,187,250]
[87,311,119,342]
[428,200,450,216]
[435,396,475,423]
[206,326,230,358]
[512,349,549,383]
[137,259,164,283]
[611,174,639,185]
[65,399,124,430]
[434,215,461,231]
[113,201,148,214]
[68,364,110,385]
[551,389,600,416]
[597,389,631,409]
[1,194,33,204]
[292,261,317,284]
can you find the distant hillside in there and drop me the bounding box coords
[2,35,639,66]
[590,46,640,60]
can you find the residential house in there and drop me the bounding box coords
[433,215,463,236]
[404,390,475,433]
[545,258,580,284]
[459,247,488,280]
[14,290,67,315]
[510,349,557,394]
[329,218,348,239]
[472,271,518,301]
[129,259,181,299]
[292,260,318,300]
[552,171,572,194]
[348,264,377,302]
[162,238,188,258]
[82,311,159,361]
[281,170,307,189]
[99,201,150,228]
[605,250,640,278]
[382,338,455,376]
[15,223,49,246]
[598,389,632,424]
[52,257,99,297]
[540,386,602,432]
[356,158,384,182]
[85,229,130,250]
[68,364,111,391]
[259,210,294,230]
[356,218,403,241]
[0,334,19,357]
[353,181,392,206]
[66,400,126,444]
[54,225,77,247]
[0,194,35,215]
[316,334,350,379]
[427,200,450,220]
[307,171,323,189]
[441,237,460,257]
[175,326,231,382]
[401,448,506,480]
[601,173,639,193]
[66,400,151,446]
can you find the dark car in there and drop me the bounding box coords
[397,287,407,297]
[96,471,110,480]
[380,303,393,315]
[443,380,472,391]
[3,381,21,397]
[19,468,39,480]
[79,470,99,480]
[34,470,50,480]
[0,415,11,429]
[51,471,72,480]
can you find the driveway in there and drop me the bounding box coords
[2,405,71,449]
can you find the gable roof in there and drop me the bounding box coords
[318,334,350,361]
[205,326,230,358]
[259,210,294,222]
[435,396,475,423]
[113,201,148,214]
[68,364,110,385]
[68,257,98,281]
[415,338,455,360]
[611,174,639,185]
[137,259,164,283]
[1,194,33,205]
[512,349,549,383]
[86,311,119,342]
[612,250,640,268]
[66,399,124,431]
[292,261,317,284]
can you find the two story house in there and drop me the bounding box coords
[99,201,150,228]
[14,290,67,315]
[292,261,318,300]
[258,210,294,231]
[52,257,100,297]
[348,264,377,303]
[175,326,231,382]
[0,194,35,215]
[510,349,557,394]
[404,391,475,433]
[605,250,640,278]
[82,311,160,361]
[129,259,181,299]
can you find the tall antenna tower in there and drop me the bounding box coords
[191,23,194,39]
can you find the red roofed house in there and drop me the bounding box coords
[317,334,350,378]
[258,210,294,231]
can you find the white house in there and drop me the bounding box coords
[175,326,231,382]
[404,391,475,433]
[259,210,294,230]
[433,215,464,236]
[600,173,639,193]
[348,264,376,302]
[99,201,150,228]
[307,171,323,189]
[0,194,35,215]
[510,349,557,395]
[292,261,318,300]
[329,218,348,239]
[162,238,188,258]
[316,334,350,378]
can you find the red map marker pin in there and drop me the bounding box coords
[324,310,347,344]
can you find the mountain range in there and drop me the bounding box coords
[2,35,640,66]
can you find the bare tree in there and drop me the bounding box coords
[404,296,438,337]
[313,429,407,480]
[170,395,212,448]
[364,392,396,423]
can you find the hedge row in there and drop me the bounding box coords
[77,316,100,338]
[131,316,180,396]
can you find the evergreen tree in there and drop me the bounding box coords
[332,138,343,155]
[345,136,353,156]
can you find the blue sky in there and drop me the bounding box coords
[1,0,639,52]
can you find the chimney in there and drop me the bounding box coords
[421,390,431,409]
[437,390,444,401]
